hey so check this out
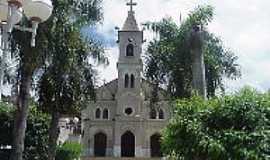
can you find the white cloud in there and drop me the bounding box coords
[92,0,270,92]
[94,47,119,85]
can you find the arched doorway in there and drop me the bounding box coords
[121,131,135,157]
[150,133,162,157]
[94,132,107,157]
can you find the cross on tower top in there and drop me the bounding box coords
[126,0,137,12]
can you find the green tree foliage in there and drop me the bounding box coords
[0,102,13,147]
[36,1,105,160]
[10,0,105,159]
[0,102,50,160]
[24,107,50,160]
[55,142,82,160]
[37,0,105,117]
[143,5,241,98]
[162,87,270,160]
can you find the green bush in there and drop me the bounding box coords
[24,106,50,160]
[0,102,13,147]
[56,142,82,160]
[0,102,50,160]
[162,87,270,160]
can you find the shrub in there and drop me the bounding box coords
[0,102,50,160]
[56,142,82,160]
[162,87,270,160]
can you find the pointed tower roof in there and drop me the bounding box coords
[122,0,139,31]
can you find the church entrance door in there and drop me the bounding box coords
[150,134,162,157]
[94,132,107,157]
[121,131,135,157]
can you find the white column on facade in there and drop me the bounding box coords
[113,145,121,157]
[89,148,93,157]
[135,145,143,157]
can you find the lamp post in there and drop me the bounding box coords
[0,0,53,101]
[0,1,53,160]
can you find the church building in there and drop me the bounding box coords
[81,1,171,158]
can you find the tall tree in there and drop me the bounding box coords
[37,1,105,160]
[10,29,40,160]
[143,5,241,98]
[38,25,104,160]
[9,0,104,160]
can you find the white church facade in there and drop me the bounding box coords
[81,1,171,158]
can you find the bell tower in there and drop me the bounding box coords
[114,2,144,156]
[117,0,143,96]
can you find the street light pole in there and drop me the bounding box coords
[0,0,53,102]
[0,1,53,160]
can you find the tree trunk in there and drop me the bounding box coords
[191,47,207,99]
[9,69,32,160]
[190,26,207,99]
[48,111,60,160]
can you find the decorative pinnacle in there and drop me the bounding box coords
[126,0,137,12]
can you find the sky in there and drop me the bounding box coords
[84,0,270,93]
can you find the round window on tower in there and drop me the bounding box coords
[124,107,133,116]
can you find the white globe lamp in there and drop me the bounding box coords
[0,1,8,22]
[23,0,53,22]
[23,0,53,46]
[0,0,23,25]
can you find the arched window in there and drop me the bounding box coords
[112,94,115,100]
[103,108,109,119]
[125,74,129,88]
[126,44,134,56]
[150,109,157,119]
[130,74,135,88]
[158,109,164,119]
[82,130,85,138]
[95,108,101,119]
